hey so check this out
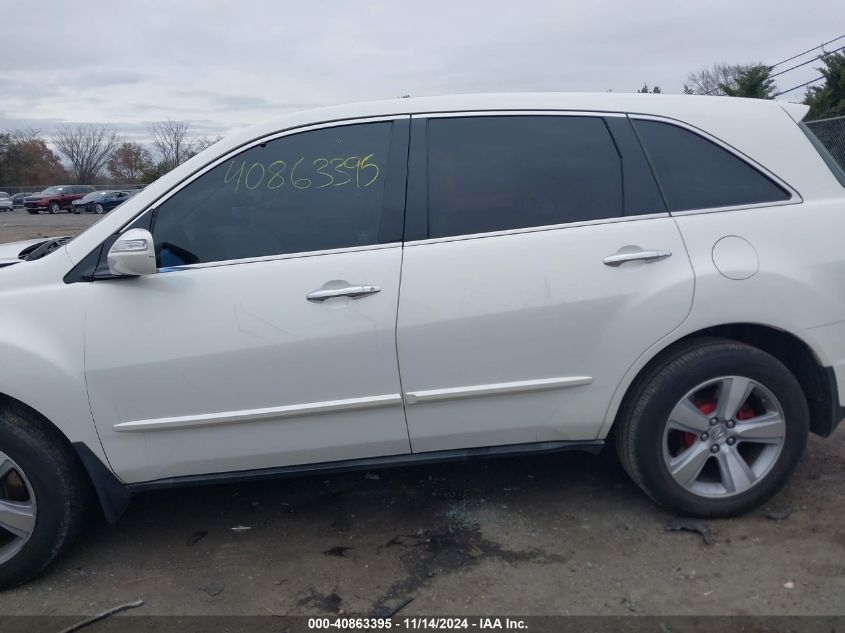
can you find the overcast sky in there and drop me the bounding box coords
[2,0,843,144]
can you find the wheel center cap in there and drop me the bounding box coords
[710,426,728,442]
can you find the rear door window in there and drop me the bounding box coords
[425,116,624,239]
[633,119,790,212]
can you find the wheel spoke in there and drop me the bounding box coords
[716,449,757,493]
[668,398,711,433]
[0,499,36,539]
[668,442,711,487]
[716,377,754,421]
[734,411,786,444]
[0,458,14,480]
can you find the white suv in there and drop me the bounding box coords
[1,93,844,587]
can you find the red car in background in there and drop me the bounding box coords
[24,185,96,214]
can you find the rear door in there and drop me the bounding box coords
[397,113,695,452]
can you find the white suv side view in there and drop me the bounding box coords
[1,93,844,587]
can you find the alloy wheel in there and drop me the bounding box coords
[662,376,786,497]
[0,450,36,565]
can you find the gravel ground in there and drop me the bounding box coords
[0,207,101,243]
[0,210,843,617]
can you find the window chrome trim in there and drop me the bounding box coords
[414,110,627,119]
[403,213,669,247]
[628,113,803,215]
[157,242,401,273]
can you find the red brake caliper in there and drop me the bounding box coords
[736,404,755,421]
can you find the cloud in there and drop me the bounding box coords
[2,0,841,144]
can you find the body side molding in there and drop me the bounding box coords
[404,376,593,405]
[113,394,403,432]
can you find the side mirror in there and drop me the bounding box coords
[107,228,157,276]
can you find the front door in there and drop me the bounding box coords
[85,118,412,483]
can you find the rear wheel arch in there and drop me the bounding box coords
[609,323,838,439]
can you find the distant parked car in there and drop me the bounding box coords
[11,192,35,208]
[72,190,135,214]
[24,185,95,214]
[0,192,12,212]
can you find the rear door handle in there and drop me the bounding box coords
[603,250,672,266]
[306,285,381,302]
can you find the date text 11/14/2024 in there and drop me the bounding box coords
[308,617,529,630]
[224,154,381,192]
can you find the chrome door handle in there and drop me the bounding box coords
[306,285,381,302]
[603,250,672,266]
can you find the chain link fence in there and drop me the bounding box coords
[805,114,845,172]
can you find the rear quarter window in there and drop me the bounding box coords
[633,119,791,212]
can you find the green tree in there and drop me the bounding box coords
[719,64,776,99]
[141,160,173,184]
[804,51,845,119]
[637,84,662,94]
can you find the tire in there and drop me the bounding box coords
[48,202,60,214]
[94,203,105,214]
[615,338,809,518]
[0,402,91,588]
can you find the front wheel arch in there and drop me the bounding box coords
[0,394,128,523]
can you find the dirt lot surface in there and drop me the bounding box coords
[0,207,101,243]
[0,211,843,618]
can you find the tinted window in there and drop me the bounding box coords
[633,120,790,212]
[426,116,623,238]
[152,122,392,266]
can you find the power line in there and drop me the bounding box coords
[772,75,824,97]
[702,33,845,95]
[770,34,845,69]
[770,44,845,79]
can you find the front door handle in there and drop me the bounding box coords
[306,285,381,302]
[603,250,672,266]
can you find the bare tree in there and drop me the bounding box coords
[191,134,224,155]
[53,124,122,183]
[684,63,756,96]
[150,120,195,170]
